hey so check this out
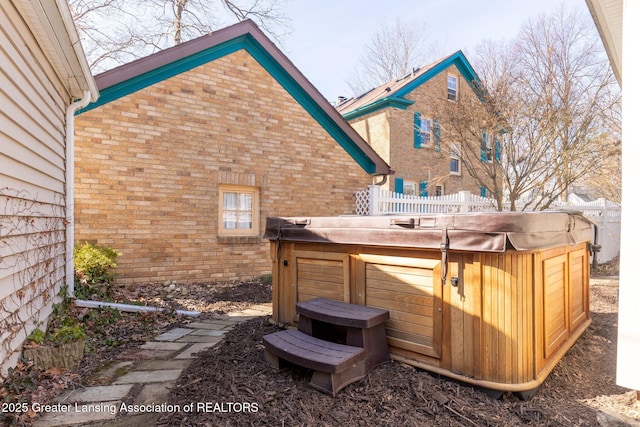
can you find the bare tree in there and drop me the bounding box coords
[347,17,445,96]
[69,0,291,72]
[431,6,620,210]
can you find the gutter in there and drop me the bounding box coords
[65,91,92,298]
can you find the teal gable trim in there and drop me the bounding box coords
[342,96,415,121]
[341,51,482,122]
[395,51,481,99]
[78,36,249,114]
[78,34,379,174]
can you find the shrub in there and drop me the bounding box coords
[74,243,120,300]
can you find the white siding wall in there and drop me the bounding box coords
[0,0,71,377]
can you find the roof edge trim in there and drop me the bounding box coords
[77,21,388,175]
[342,96,415,121]
[395,51,480,98]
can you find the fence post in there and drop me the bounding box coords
[460,191,471,213]
[369,185,379,215]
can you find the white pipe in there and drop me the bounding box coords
[75,299,201,317]
[62,93,201,318]
[65,90,92,298]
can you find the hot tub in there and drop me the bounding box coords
[264,212,594,396]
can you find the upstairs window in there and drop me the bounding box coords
[447,75,458,101]
[486,134,494,163]
[450,143,461,175]
[419,117,432,147]
[413,112,433,148]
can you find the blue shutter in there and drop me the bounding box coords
[395,177,404,194]
[480,131,487,162]
[414,112,422,148]
[419,181,428,197]
[433,119,441,152]
[480,186,487,197]
[494,138,501,161]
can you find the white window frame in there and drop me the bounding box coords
[435,185,444,197]
[450,143,461,175]
[447,75,458,101]
[218,185,260,237]
[420,116,432,147]
[403,180,418,196]
[486,134,494,163]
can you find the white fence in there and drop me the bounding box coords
[355,186,621,263]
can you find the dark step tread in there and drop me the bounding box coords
[296,298,390,328]
[263,329,365,373]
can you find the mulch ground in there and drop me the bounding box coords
[157,277,637,427]
[3,258,639,426]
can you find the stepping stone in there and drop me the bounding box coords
[55,384,132,404]
[239,308,269,316]
[188,329,226,337]
[114,369,183,384]
[174,342,218,359]
[135,381,174,405]
[34,400,120,426]
[132,359,192,371]
[154,328,192,341]
[184,321,230,330]
[93,361,134,383]
[139,341,187,351]
[176,335,222,343]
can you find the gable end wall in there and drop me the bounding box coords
[74,49,372,284]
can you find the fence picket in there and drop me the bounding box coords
[354,186,620,263]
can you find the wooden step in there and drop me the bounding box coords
[296,298,390,328]
[263,329,366,396]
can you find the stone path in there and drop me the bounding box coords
[33,303,272,427]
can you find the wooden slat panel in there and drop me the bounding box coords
[294,250,349,305]
[360,254,440,359]
[568,248,588,330]
[542,253,569,359]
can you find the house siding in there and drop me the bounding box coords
[348,65,482,195]
[0,1,70,377]
[74,49,372,284]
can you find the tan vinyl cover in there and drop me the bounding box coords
[264,212,593,253]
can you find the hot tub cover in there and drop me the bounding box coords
[264,212,593,253]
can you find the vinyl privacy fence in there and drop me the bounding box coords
[355,186,620,263]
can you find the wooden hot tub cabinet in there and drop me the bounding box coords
[264,212,594,394]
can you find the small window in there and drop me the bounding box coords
[450,143,461,175]
[420,117,432,147]
[435,185,444,196]
[218,185,259,236]
[486,134,494,163]
[447,75,458,101]
[403,181,418,196]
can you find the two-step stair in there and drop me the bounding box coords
[263,298,390,396]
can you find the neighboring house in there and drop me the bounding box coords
[337,51,497,198]
[0,0,97,376]
[73,20,392,285]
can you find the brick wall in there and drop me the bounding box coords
[349,65,483,195]
[74,49,372,285]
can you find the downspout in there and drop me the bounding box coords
[63,92,201,317]
[65,91,91,298]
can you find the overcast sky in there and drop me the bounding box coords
[280,0,591,103]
